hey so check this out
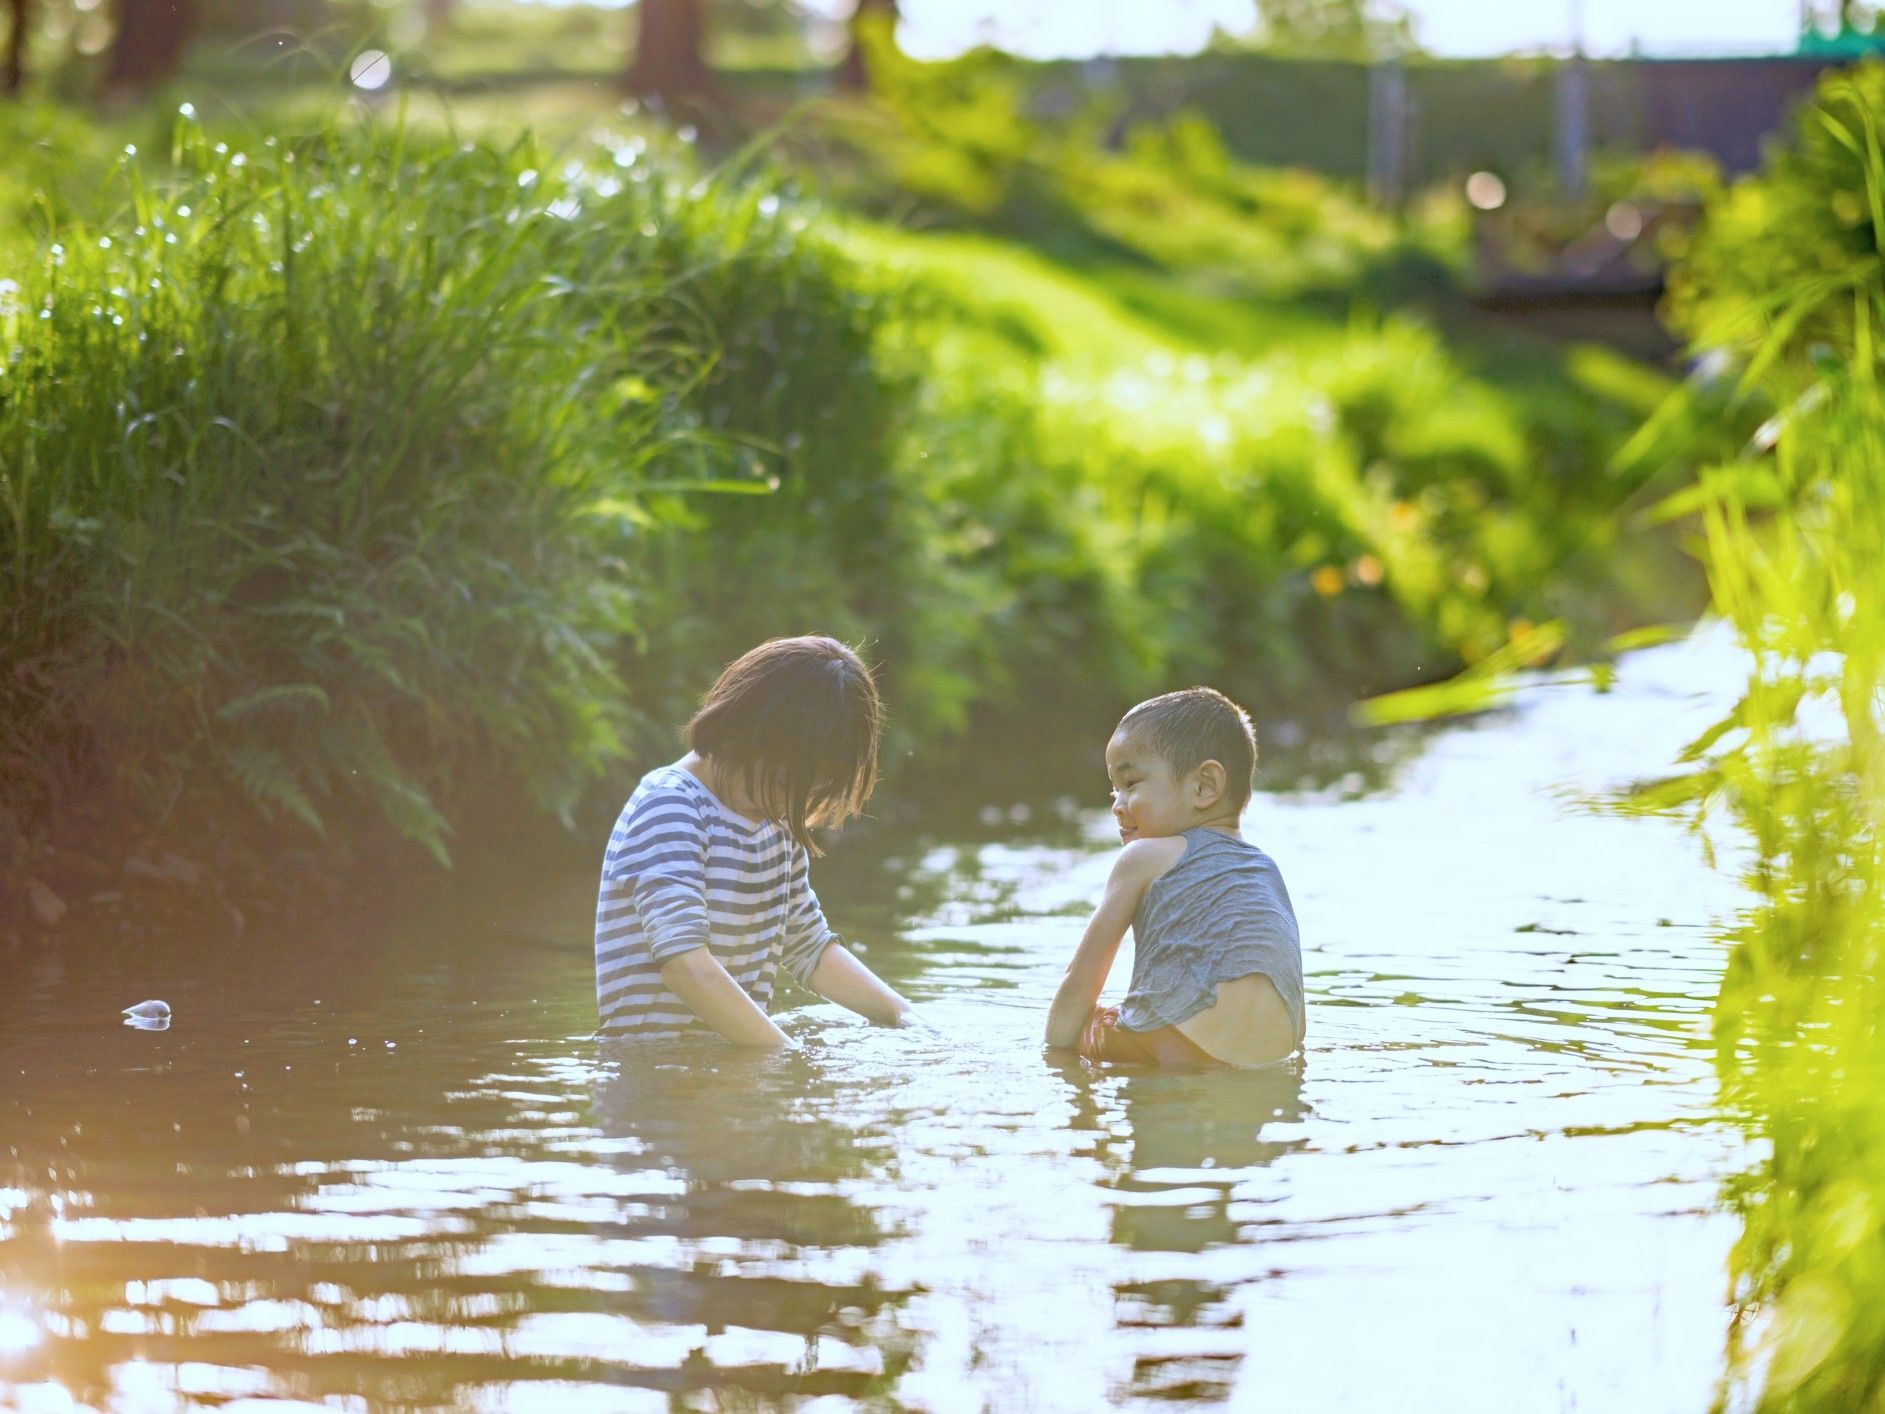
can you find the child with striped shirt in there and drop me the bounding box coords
[595,636,915,1045]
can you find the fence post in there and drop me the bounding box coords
[1368,60,1409,207]
[1555,55,1591,200]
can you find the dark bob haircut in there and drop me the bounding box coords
[1116,687,1258,815]
[687,636,883,852]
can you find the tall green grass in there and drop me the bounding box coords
[1639,64,1885,1408]
[0,113,921,867]
[1,122,637,861]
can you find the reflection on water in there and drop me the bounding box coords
[0,632,1752,1411]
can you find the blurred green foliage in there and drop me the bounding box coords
[1472,148,1723,283]
[808,40,1459,303]
[0,103,128,234]
[0,76,1680,884]
[1638,61,1885,1410]
[1010,49,1690,193]
[803,46,1678,694]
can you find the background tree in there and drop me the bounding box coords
[626,0,714,106]
[102,0,199,100]
[838,0,895,91]
[3,0,25,93]
[1801,0,1878,33]
[1249,0,1415,59]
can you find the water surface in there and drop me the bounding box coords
[0,634,1751,1411]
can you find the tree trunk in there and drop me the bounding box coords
[626,0,713,107]
[102,0,198,100]
[838,0,896,92]
[3,0,26,94]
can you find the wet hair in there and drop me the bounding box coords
[687,636,883,853]
[1116,687,1258,814]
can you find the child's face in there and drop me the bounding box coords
[1105,729,1197,844]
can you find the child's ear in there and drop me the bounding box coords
[1194,759,1227,807]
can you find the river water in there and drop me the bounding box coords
[0,632,1754,1412]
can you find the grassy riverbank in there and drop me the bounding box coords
[0,88,1685,915]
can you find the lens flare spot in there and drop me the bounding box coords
[1465,170,1507,211]
[1605,202,1644,240]
[350,49,392,91]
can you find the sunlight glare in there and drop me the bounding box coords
[110,1358,174,1409]
[798,0,1260,60]
[0,1304,41,1357]
[12,1386,76,1414]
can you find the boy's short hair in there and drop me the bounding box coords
[688,635,882,853]
[1117,687,1258,814]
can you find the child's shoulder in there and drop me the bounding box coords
[621,762,710,819]
[603,766,711,873]
[635,760,697,791]
[1114,834,1191,887]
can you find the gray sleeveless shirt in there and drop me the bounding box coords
[1118,828,1304,1042]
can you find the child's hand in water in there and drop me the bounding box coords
[890,1006,937,1032]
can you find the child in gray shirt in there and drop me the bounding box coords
[1045,687,1303,1067]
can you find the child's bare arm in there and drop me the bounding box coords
[806,943,914,1026]
[659,946,792,1048]
[1045,840,1177,1049]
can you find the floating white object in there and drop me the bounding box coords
[26,878,66,926]
[122,1000,172,1021]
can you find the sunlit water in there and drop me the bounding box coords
[0,633,1755,1412]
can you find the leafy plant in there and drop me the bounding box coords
[0,116,839,865]
[1628,62,1885,1411]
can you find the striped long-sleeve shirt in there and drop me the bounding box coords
[594,762,839,1039]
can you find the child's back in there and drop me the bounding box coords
[1121,827,1301,1067]
[595,762,831,1039]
